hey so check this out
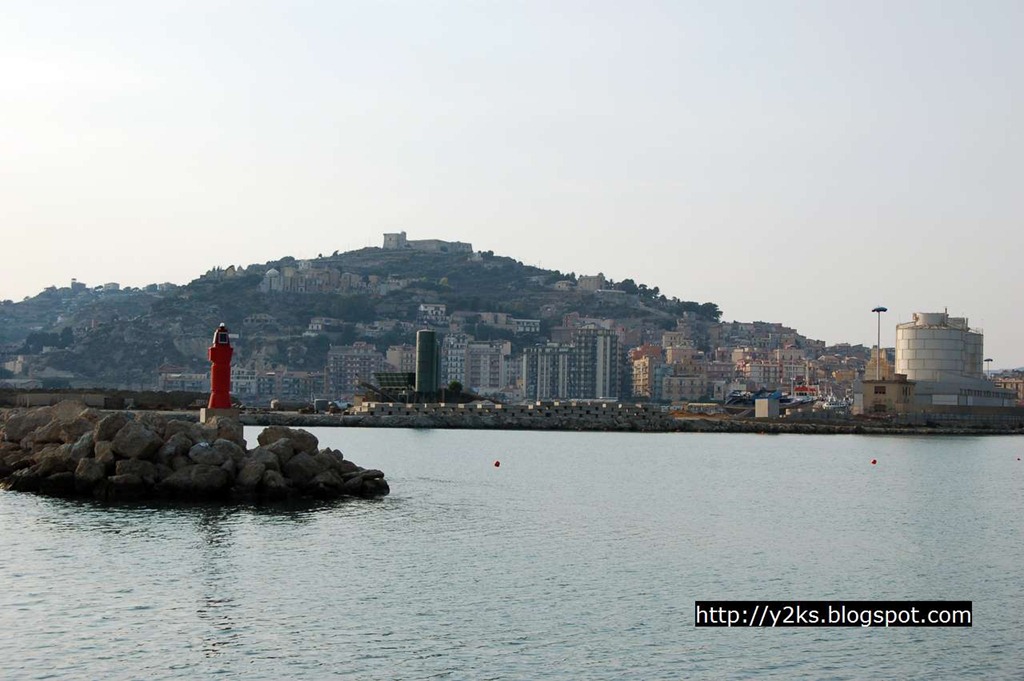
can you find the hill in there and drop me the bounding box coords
[0,246,721,388]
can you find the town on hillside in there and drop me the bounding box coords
[2,234,1021,421]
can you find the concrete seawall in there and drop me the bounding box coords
[234,409,1024,436]
[6,404,1021,436]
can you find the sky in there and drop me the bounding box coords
[2,1,1022,367]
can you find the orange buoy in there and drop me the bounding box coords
[493,460,501,468]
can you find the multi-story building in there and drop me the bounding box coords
[465,340,511,394]
[441,333,470,386]
[277,371,325,401]
[230,366,259,398]
[386,344,418,374]
[513,318,541,335]
[630,345,664,400]
[662,331,694,349]
[326,343,388,398]
[417,304,448,326]
[307,317,345,334]
[745,361,782,390]
[571,328,621,400]
[662,374,708,402]
[157,371,207,393]
[522,344,573,401]
[994,375,1024,404]
[705,360,736,383]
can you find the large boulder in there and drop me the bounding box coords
[260,469,291,500]
[3,408,54,442]
[115,459,159,486]
[314,449,348,476]
[188,422,219,445]
[258,426,318,455]
[361,478,390,498]
[59,414,98,444]
[266,439,296,466]
[170,454,191,471]
[339,474,365,497]
[32,419,67,445]
[163,420,197,443]
[158,464,230,498]
[111,422,164,460]
[94,413,129,443]
[94,441,116,469]
[39,472,76,497]
[75,458,107,494]
[187,442,228,467]
[248,447,281,472]
[70,431,96,461]
[106,474,146,501]
[3,467,42,492]
[4,451,35,473]
[235,461,266,489]
[35,443,77,474]
[306,470,345,497]
[156,433,193,464]
[209,417,245,448]
[212,439,245,465]
[134,413,168,439]
[282,451,323,485]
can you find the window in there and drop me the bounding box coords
[874,385,887,394]
[218,332,228,344]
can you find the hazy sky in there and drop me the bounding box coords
[3,1,1022,367]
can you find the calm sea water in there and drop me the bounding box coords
[1,429,1021,680]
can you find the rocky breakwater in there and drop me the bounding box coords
[0,402,388,503]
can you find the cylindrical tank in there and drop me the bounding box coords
[895,313,984,381]
[415,329,439,395]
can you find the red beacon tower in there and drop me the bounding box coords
[207,323,234,409]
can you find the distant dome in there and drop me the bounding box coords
[265,268,281,277]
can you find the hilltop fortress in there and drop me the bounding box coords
[382,231,473,254]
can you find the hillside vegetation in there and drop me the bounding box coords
[0,247,721,387]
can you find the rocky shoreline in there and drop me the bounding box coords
[0,402,389,503]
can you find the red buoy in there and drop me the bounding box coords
[207,323,233,409]
[494,460,501,468]
[870,459,877,465]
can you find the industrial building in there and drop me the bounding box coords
[895,312,1015,408]
[856,311,1017,417]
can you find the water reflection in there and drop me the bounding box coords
[191,507,240,658]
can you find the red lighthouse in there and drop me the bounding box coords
[207,323,233,409]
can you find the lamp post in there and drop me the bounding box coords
[871,306,887,381]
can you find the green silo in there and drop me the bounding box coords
[415,329,439,396]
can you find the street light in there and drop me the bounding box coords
[871,306,888,381]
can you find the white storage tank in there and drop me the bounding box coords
[895,312,984,381]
